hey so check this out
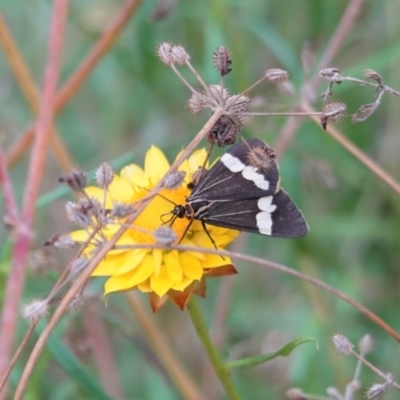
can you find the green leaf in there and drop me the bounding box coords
[225,337,317,370]
[36,322,112,400]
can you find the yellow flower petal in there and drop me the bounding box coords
[164,251,182,284]
[137,280,151,292]
[150,266,173,297]
[153,249,162,275]
[171,276,193,291]
[127,254,154,287]
[179,252,203,280]
[107,175,135,203]
[118,249,147,274]
[145,146,170,183]
[120,164,147,189]
[104,271,136,294]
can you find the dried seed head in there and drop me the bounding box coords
[154,226,178,246]
[358,334,373,354]
[170,44,190,65]
[265,68,289,84]
[70,256,90,277]
[95,162,114,189]
[65,198,101,228]
[247,144,275,171]
[157,42,173,65]
[28,249,50,271]
[319,67,342,83]
[164,171,186,190]
[285,388,307,399]
[67,294,84,313]
[326,386,343,398]
[320,101,346,129]
[332,334,354,354]
[43,233,77,249]
[207,115,241,147]
[365,382,389,400]
[110,202,136,218]
[352,102,379,123]
[22,299,49,322]
[225,94,250,114]
[364,69,383,86]
[207,84,230,107]
[58,169,87,192]
[187,91,206,114]
[213,46,232,76]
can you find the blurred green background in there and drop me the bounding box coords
[1,0,400,399]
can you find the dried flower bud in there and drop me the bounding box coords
[320,101,346,129]
[265,68,289,84]
[96,163,114,189]
[207,115,241,147]
[319,67,342,84]
[70,256,90,276]
[65,198,101,228]
[187,91,206,114]
[28,249,50,271]
[164,171,186,190]
[285,388,307,399]
[58,169,87,192]
[110,202,136,218]
[170,44,190,65]
[213,46,232,76]
[44,233,77,249]
[366,382,389,399]
[22,299,48,322]
[225,94,250,114]
[157,42,173,65]
[358,334,373,354]
[363,69,383,86]
[154,226,178,245]
[326,386,343,398]
[207,84,229,107]
[352,102,379,123]
[67,294,84,313]
[247,144,275,171]
[332,334,354,354]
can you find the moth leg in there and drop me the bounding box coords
[201,220,225,260]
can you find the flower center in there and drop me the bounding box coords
[127,186,192,244]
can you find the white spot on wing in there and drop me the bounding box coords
[242,166,270,190]
[256,196,277,234]
[221,153,244,172]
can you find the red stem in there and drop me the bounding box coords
[0,0,68,397]
[0,148,18,225]
[5,0,142,167]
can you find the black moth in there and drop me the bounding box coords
[170,139,308,242]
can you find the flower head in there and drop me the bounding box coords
[70,146,239,311]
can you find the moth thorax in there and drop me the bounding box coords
[247,145,275,171]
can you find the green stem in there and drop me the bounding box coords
[187,297,242,400]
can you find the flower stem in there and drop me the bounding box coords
[187,297,242,400]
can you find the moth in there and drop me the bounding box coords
[170,138,308,243]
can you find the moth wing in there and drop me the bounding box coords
[191,139,279,201]
[200,190,308,238]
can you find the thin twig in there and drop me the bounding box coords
[5,0,142,167]
[0,147,18,226]
[0,11,73,172]
[301,102,400,196]
[274,0,366,156]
